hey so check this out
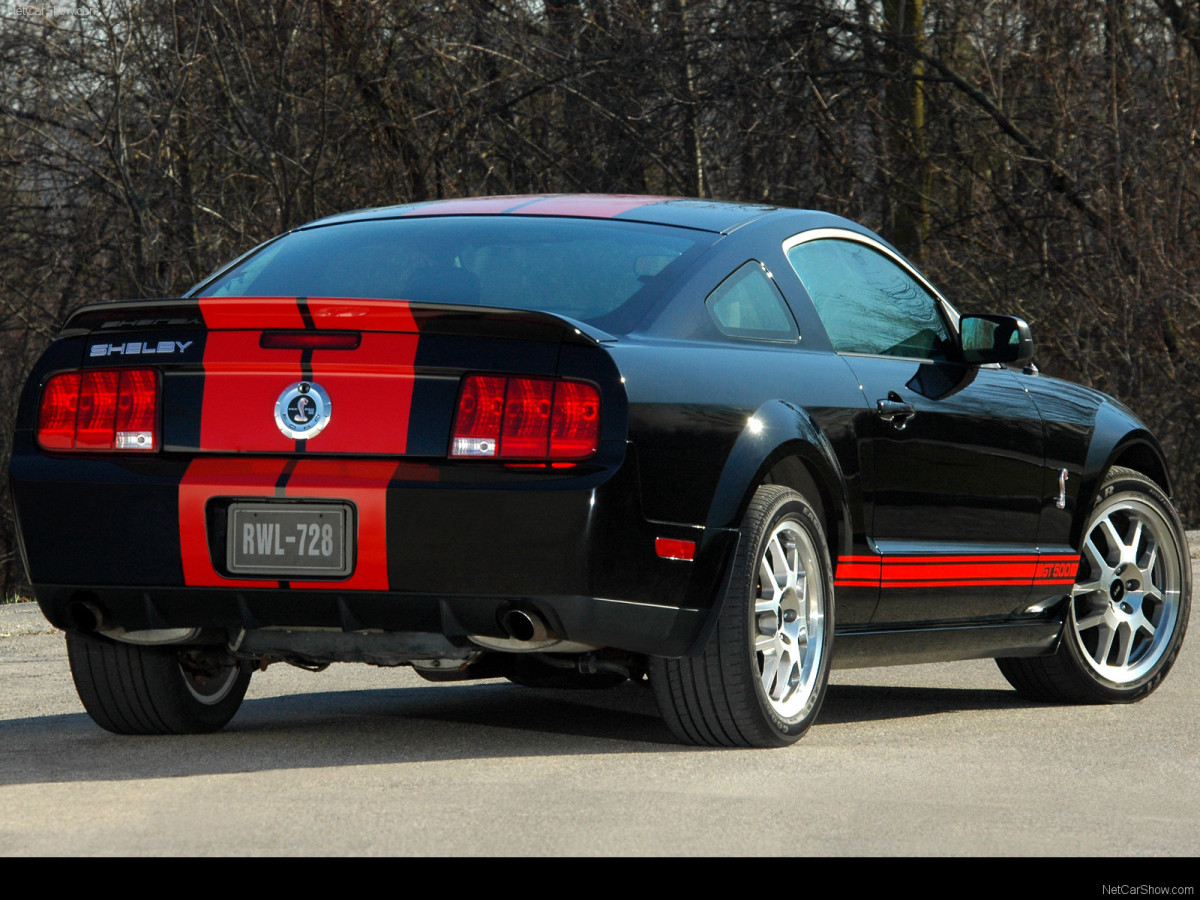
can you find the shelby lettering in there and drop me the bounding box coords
[89,340,193,357]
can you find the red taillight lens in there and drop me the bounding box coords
[451,375,507,458]
[451,374,601,461]
[501,377,554,458]
[37,368,159,452]
[36,372,81,450]
[550,380,601,459]
[75,369,121,449]
[114,369,159,449]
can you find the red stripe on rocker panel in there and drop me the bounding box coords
[835,556,882,588]
[283,460,397,591]
[1034,554,1081,585]
[835,551,1080,591]
[179,458,286,588]
[881,559,1041,585]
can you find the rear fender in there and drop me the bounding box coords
[703,399,851,554]
[682,400,852,655]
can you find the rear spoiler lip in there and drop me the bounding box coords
[60,298,204,337]
[59,297,617,346]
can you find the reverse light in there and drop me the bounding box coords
[451,374,600,461]
[37,368,159,452]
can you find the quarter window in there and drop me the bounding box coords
[705,261,799,342]
[786,238,951,359]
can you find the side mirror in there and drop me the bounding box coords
[960,314,1034,366]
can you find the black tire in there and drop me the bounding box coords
[997,467,1191,703]
[649,485,834,747]
[67,632,251,734]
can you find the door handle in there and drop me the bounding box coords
[876,394,916,430]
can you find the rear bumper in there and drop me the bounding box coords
[27,585,712,657]
[11,439,736,656]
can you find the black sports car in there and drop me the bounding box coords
[8,195,1191,747]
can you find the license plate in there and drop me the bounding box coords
[227,502,353,578]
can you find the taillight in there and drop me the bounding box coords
[451,374,600,461]
[37,368,159,452]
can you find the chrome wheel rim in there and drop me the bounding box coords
[1071,496,1182,684]
[180,658,241,706]
[753,519,824,719]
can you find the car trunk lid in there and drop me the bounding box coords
[62,296,612,457]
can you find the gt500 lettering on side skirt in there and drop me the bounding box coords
[90,340,194,357]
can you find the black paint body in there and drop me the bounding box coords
[8,202,1174,666]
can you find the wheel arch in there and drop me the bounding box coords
[701,399,852,562]
[1074,402,1174,549]
[679,400,849,656]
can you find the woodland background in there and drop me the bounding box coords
[2,0,1199,598]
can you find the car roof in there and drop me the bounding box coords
[300,194,853,236]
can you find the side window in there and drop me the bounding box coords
[785,239,951,359]
[705,261,799,342]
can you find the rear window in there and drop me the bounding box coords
[194,216,713,334]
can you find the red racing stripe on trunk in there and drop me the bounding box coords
[304,297,419,332]
[199,329,301,452]
[198,296,307,330]
[197,297,419,454]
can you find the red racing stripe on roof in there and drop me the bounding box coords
[397,194,674,219]
[510,195,675,218]
[400,196,553,216]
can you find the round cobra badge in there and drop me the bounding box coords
[275,381,331,440]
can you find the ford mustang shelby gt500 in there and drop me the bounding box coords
[9,195,1191,747]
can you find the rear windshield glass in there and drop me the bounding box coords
[194,216,713,334]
